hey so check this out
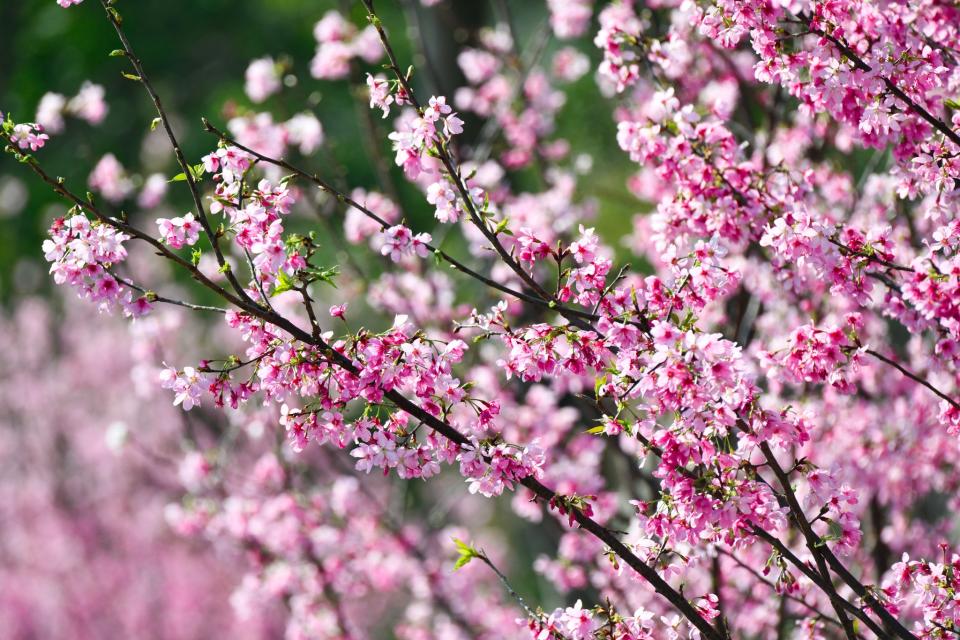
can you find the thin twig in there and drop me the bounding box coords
[865,348,959,410]
[98,0,257,308]
[110,272,228,314]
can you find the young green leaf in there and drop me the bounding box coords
[271,270,298,297]
[452,538,479,571]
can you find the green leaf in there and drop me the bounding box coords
[169,172,187,183]
[945,98,960,110]
[305,265,340,288]
[284,233,305,248]
[594,374,607,399]
[821,518,844,542]
[452,538,478,571]
[271,270,297,297]
[121,72,141,82]
[150,117,161,131]
[586,425,606,435]
[109,49,126,58]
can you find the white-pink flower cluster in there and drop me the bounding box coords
[310,10,383,80]
[157,213,202,250]
[43,213,151,316]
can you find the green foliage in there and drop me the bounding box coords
[169,163,204,183]
[452,538,480,571]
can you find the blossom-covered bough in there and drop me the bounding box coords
[6,0,960,637]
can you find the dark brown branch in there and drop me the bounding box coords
[757,442,859,640]
[757,442,915,640]
[717,548,839,627]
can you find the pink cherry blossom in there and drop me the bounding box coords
[9,123,49,151]
[244,57,282,103]
[157,213,202,249]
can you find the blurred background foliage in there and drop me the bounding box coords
[0,0,632,303]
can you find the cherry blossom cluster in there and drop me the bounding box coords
[202,145,301,282]
[547,0,594,40]
[380,224,432,262]
[884,551,960,638]
[388,96,464,179]
[7,121,49,152]
[763,314,866,394]
[167,452,532,639]
[244,57,282,104]
[310,10,382,80]
[594,1,645,93]
[35,81,108,134]
[223,110,325,160]
[24,0,960,638]
[156,212,202,249]
[42,213,152,316]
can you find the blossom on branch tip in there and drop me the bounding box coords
[9,123,49,151]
